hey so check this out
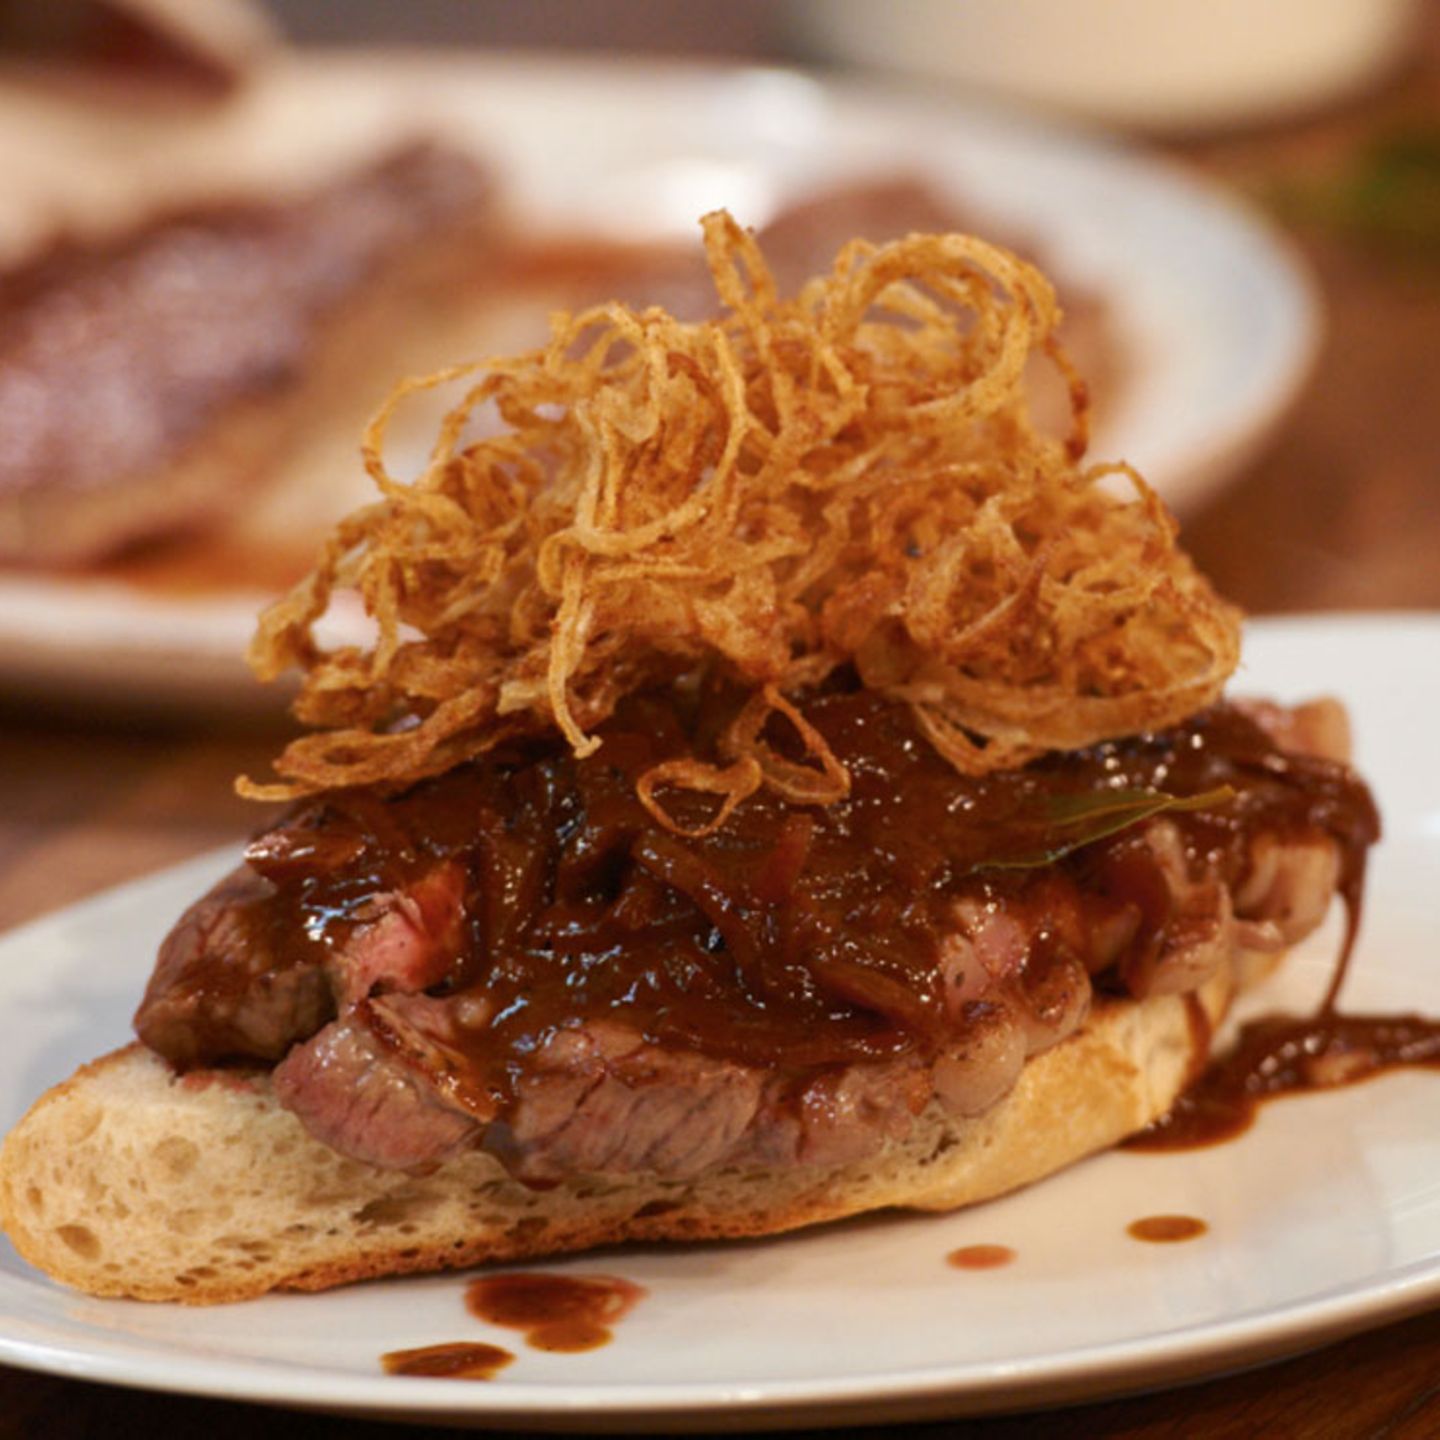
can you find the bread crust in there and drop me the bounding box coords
[0,955,1249,1304]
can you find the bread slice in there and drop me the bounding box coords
[0,956,1250,1305]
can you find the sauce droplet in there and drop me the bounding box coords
[466,1272,646,1353]
[1127,1214,1207,1243]
[947,1244,1016,1270]
[381,1341,514,1380]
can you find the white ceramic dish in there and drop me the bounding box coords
[790,0,1421,132]
[0,613,1435,1428]
[0,52,1315,711]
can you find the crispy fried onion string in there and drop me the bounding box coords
[240,211,1241,817]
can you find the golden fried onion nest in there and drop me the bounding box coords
[242,211,1241,833]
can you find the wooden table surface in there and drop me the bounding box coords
[3,28,1440,1440]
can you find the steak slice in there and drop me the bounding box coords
[487,1021,766,1180]
[135,852,466,1067]
[272,1000,483,1172]
[138,694,1379,1182]
[264,820,1355,1179]
[134,866,332,1066]
[322,861,467,1006]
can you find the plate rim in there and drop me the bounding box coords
[2,1255,1440,1426]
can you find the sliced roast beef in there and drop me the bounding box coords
[136,693,1379,1181]
[272,1001,483,1171]
[134,867,332,1065]
[263,825,1344,1181]
[323,861,466,1004]
[1240,697,1351,764]
[1235,836,1342,944]
[488,1021,766,1180]
[237,820,1360,1178]
[135,843,467,1067]
[930,1002,1028,1119]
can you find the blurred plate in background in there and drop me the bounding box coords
[0,614,1435,1426]
[0,53,1318,712]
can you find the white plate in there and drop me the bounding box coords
[0,52,1315,711]
[0,613,1436,1428]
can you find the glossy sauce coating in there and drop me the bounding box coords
[381,1341,514,1380]
[210,691,1378,1104]
[465,1273,646,1353]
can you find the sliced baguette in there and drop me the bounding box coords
[0,955,1251,1305]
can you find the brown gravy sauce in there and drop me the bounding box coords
[1124,802,1440,1151]
[465,1273,646,1353]
[1127,1008,1440,1151]
[947,1244,1017,1270]
[203,695,1381,1106]
[1127,1215,1208,1243]
[381,1341,515,1380]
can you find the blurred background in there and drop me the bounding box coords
[1,0,1436,699]
[0,0,1437,961]
[2,3,1440,1436]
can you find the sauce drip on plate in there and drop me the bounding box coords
[1127,1215,1207,1243]
[466,1273,646,1352]
[1127,1008,1440,1150]
[381,1341,514,1380]
[1128,834,1440,1152]
[947,1244,1017,1270]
